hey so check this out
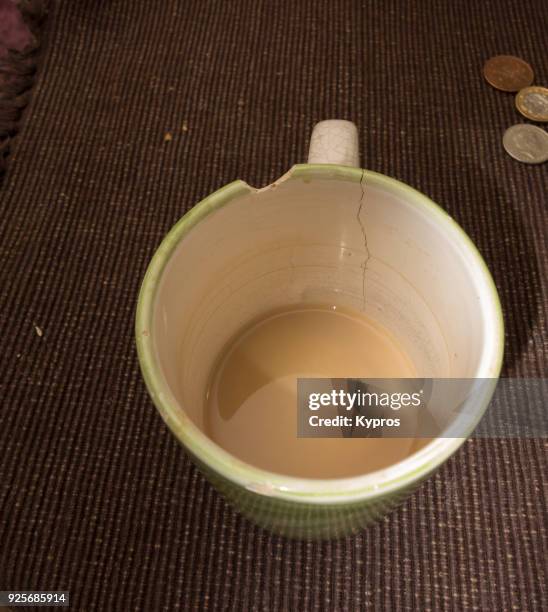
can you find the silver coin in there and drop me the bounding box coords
[502,124,548,164]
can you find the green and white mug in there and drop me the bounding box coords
[136,120,504,539]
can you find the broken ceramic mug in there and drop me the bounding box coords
[136,120,504,538]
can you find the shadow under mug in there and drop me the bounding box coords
[136,120,504,539]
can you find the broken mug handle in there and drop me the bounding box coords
[307,120,360,167]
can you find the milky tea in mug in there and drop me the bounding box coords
[204,303,429,479]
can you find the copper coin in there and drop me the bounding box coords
[483,55,534,92]
[515,86,548,122]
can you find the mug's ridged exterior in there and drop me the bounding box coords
[191,450,420,539]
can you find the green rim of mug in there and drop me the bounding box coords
[135,164,504,504]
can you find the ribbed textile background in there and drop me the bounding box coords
[0,1,546,610]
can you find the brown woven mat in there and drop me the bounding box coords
[0,1,546,610]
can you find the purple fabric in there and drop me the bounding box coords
[0,0,31,57]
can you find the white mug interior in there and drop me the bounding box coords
[151,167,503,436]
